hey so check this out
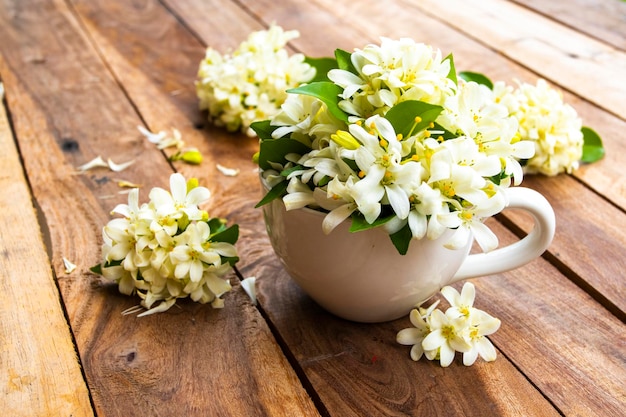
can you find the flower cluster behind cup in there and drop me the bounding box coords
[196,24,316,136]
[396,282,501,367]
[91,173,239,316]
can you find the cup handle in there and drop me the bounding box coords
[451,187,556,281]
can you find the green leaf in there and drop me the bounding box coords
[390,223,412,255]
[255,180,288,208]
[349,212,395,232]
[207,217,228,235]
[250,120,279,140]
[458,71,494,89]
[581,126,605,163]
[210,223,239,245]
[222,256,240,267]
[287,81,349,122]
[90,264,102,275]
[335,48,357,73]
[305,56,338,82]
[384,100,444,138]
[444,53,458,86]
[281,165,305,177]
[257,136,311,171]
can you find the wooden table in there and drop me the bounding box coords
[1,0,625,415]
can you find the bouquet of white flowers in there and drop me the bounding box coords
[91,173,239,316]
[196,24,316,136]
[252,37,603,255]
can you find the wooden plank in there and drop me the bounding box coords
[409,0,626,119]
[0,0,319,415]
[246,215,625,415]
[504,174,626,319]
[510,0,626,51]
[0,78,93,415]
[477,220,626,417]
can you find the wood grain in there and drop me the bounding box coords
[409,0,626,120]
[510,0,626,51]
[0,71,93,416]
[0,0,318,415]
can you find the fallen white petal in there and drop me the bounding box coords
[62,257,77,273]
[0,82,4,100]
[77,155,108,171]
[137,125,167,144]
[217,164,240,177]
[121,305,144,316]
[107,158,135,172]
[137,299,176,317]
[241,277,257,305]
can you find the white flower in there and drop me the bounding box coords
[196,24,315,136]
[440,282,501,366]
[93,173,239,316]
[149,172,210,221]
[440,282,476,319]
[320,176,358,234]
[170,222,222,282]
[422,309,472,367]
[495,79,583,176]
[282,177,317,211]
[396,301,439,361]
[349,116,420,222]
[271,94,323,139]
[462,309,501,366]
[329,37,456,117]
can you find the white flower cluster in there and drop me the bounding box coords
[494,79,584,176]
[396,282,501,367]
[262,38,535,253]
[95,173,239,316]
[196,25,316,136]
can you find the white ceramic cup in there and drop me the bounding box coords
[262,184,555,323]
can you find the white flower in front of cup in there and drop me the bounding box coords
[397,282,501,367]
[92,173,240,316]
[196,24,316,136]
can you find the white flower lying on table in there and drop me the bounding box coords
[397,282,501,367]
[90,173,240,316]
[196,24,316,136]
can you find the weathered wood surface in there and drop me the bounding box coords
[0,71,93,417]
[0,0,317,415]
[0,0,624,416]
[510,0,626,51]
